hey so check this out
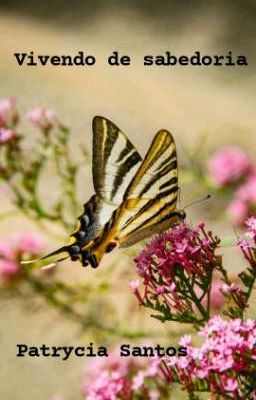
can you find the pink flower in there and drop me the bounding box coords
[14,233,44,255]
[82,348,168,400]
[223,377,238,391]
[135,223,218,279]
[238,220,256,266]
[238,238,252,251]
[208,146,252,187]
[132,371,145,390]
[133,222,220,319]
[210,280,225,311]
[0,96,18,128]
[163,317,256,398]
[0,260,20,286]
[236,174,256,204]
[82,353,132,400]
[228,175,256,226]
[26,107,61,132]
[128,279,140,291]
[179,335,192,347]
[0,233,44,286]
[0,260,19,275]
[228,198,248,225]
[0,127,16,144]
[246,216,256,240]
[221,283,241,294]
[0,242,14,260]
[199,279,226,314]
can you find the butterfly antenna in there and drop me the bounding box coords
[183,194,211,210]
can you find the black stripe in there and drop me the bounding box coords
[103,120,119,166]
[139,160,177,197]
[157,159,177,178]
[156,186,178,201]
[159,176,178,190]
[93,119,118,193]
[156,149,176,171]
[122,203,179,237]
[111,151,141,200]
[123,191,177,230]
[116,140,133,163]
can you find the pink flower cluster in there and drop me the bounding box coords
[27,107,61,132]
[0,96,18,144]
[246,216,256,241]
[238,217,256,268]
[0,97,63,140]
[208,146,252,187]
[135,222,218,279]
[208,146,256,225]
[0,233,44,286]
[163,316,256,399]
[132,222,220,319]
[229,175,256,226]
[82,352,166,400]
[0,128,16,144]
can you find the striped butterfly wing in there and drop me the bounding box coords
[86,130,184,267]
[22,117,142,268]
[70,116,142,250]
[118,129,181,247]
[92,116,142,206]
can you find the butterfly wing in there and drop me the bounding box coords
[69,116,142,248]
[21,117,142,268]
[86,129,182,267]
[118,129,180,246]
[92,116,142,206]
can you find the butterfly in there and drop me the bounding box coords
[22,116,185,269]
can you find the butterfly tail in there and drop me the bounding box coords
[20,246,70,270]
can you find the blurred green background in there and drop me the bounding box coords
[0,1,255,399]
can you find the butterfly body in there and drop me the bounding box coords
[22,116,185,270]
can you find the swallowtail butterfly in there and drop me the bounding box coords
[23,116,185,269]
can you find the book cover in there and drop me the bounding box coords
[0,2,255,399]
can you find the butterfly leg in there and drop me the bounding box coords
[88,254,98,268]
[81,250,90,267]
[81,249,99,268]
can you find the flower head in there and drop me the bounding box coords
[26,107,61,132]
[0,260,20,285]
[133,222,220,319]
[13,233,44,255]
[135,222,218,278]
[0,96,18,128]
[245,216,256,240]
[82,349,167,400]
[228,198,248,226]
[202,279,225,313]
[164,317,256,398]
[208,146,252,187]
[236,174,256,204]
[238,217,256,266]
[228,174,256,226]
[0,233,44,286]
[0,128,16,144]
